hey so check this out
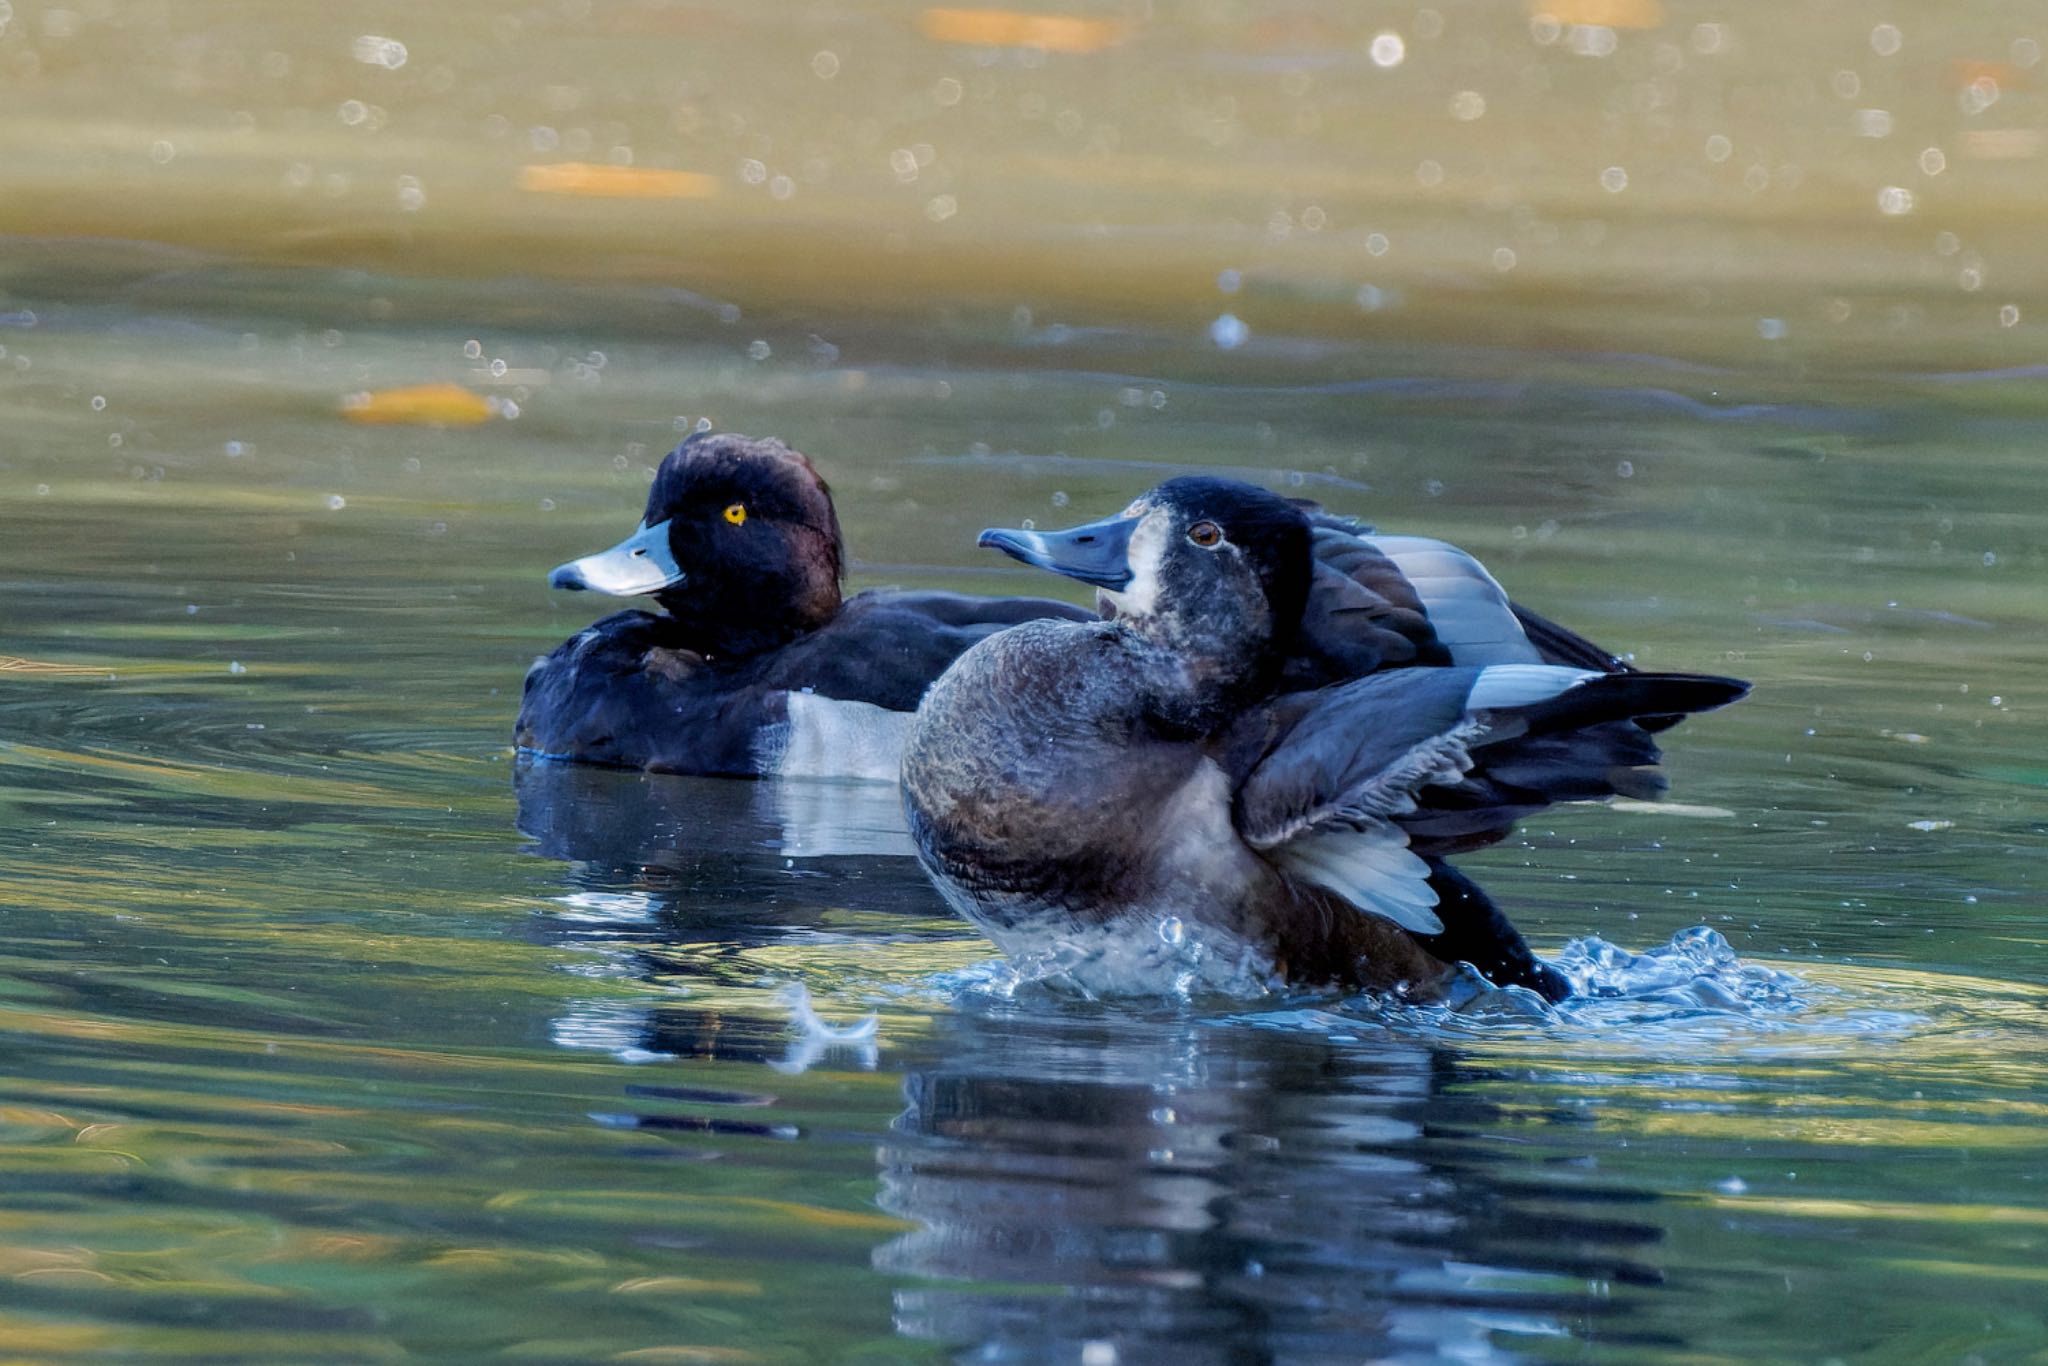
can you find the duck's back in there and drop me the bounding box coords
[516,589,1089,776]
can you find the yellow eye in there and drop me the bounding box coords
[722,503,747,526]
[1187,520,1222,548]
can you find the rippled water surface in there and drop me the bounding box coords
[5,1,2048,1361]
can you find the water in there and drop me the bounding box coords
[4,2,2047,1360]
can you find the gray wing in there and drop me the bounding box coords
[1232,665,1749,932]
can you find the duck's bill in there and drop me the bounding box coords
[547,520,685,595]
[977,515,1137,590]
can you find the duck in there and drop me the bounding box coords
[900,476,1749,1002]
[515,432,1093,778]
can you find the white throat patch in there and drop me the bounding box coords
[1100,507,1170,620]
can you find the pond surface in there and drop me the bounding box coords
[4,1,2047,1361]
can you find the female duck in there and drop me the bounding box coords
[517,432,1090,777]
[901,478,1747,1001]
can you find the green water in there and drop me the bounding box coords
[4,0,2048,1360]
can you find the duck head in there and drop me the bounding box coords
[981,476,1313,704]
[549,432,845,657]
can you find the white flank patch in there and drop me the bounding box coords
[1100,507,1170,620]
[1368,534,1539,664]
[1466,664,1600,713]
[763,692,914,783]
[1273,826,1444,935]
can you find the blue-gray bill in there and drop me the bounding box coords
[548,520,685,596]
[977,515,1140,590]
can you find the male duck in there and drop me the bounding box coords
[516,432,1091,777]
[901,477,1748,1002]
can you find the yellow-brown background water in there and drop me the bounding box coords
[1,2,2044,1361]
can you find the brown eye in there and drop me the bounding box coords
[1187,520,1222,548]
[722,503,747,526]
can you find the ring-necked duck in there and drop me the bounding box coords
[901,477,1748,1002]
[516,432,1092,777]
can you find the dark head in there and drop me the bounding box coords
[548,432,845,656]
[980,476,1313,695]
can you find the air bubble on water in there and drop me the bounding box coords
[325,494,346,510]
[1569,25,1617,57]
[1705,134,1732,162]
[1492,246,1517,271]
[396,175,425,211]
[1217,268,1242,294]
[1869,23,1901,57]
[34,483,49,496]
[1600,165,1628,192]
[463,339,482,359]
[768,174,795,201]
[1919,146,1946,174]
[1050,491,1069,508]
[1450,90,1486,121]
[810,50,839,79]
[229,661,247,675]
[1998,304,2019,327]
[695,417,714,433]
[1365,231,1390,256]
[108,433,123,448]
[1425,479,1446,497]
[225,440,246,457]
[1854,108,1891,138]
[1416,159,1444,187]
[150,140,175,164]
[1616,459,1634,478]
[1210,313,1249,349]
[1876,185,1915,215]
[1157,916,1186,947]
[738,158,767,185]
[746,340,772,361]
[1716,1176,1748,1194]
[1369,32,1405,67]
[1758,317,1787,340]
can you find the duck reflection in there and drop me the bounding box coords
[877,1010,1666,1364]
[514,759,930,1071]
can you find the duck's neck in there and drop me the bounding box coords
[652,592,841,660]
[1124,612,1282,736]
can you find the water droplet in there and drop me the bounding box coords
[1616,459,1634,478]
[925,194,958,221]
[396,174,425,212]
[1982,551,1997,567]
[229,661,247,675]
[933,76,962,105]
[1757,317,1786,340]
[1876,185,1915,215]
[1869,23,1902,57]
[1450,90,1486,121]
[1716,1176,1748,1194]
[1050,490,1068,508]
[1998,303,2020,327]
[89,394,106,411]
[149,139,175,164]
[738,158,767,185]
[1416,159,1444,187]
[1369,32,1406,67]
[351,34,408,69]
[325,494,347,510]
[1365,232,1390,256]
[1491,246,1517,271]
[747,340,771,361]
[1157,916,1185,947]
[1918,146,1946,175]
[1600,165,1629,192]
[810,50,839,79]
[338,99,369,127]
[1705,133,1732,162]
[1854,108,1892,137]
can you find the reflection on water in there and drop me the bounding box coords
[878,1013,1649,1364]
